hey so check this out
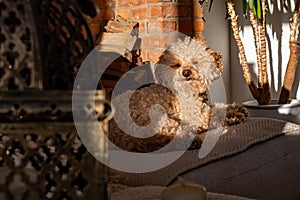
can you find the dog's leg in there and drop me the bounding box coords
[211,103,248,127]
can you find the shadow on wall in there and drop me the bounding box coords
[88,0,115,43]
[87,0,206,107]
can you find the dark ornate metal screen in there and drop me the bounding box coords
[0,0,109,199]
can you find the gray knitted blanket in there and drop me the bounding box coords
[111,118,300,186]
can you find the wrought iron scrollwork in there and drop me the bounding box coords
[0,0,96,90]
[0,0,109,199]
[33,0,96,89]
[0,123,107,199]
[0,0,41,90]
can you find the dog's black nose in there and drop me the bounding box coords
[182,70,192,78]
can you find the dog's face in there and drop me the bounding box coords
[155,37,223,95]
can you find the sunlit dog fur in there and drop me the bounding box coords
[109,37,248,152]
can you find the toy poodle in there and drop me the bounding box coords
[108,37,248,152]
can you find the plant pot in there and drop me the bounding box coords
[242,99,300,125]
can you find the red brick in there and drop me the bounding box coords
[119,0,146,6]
[147,0,172,3]
[147,20,177,33]
[162,5,178,18]
[118,0,128,6]
[178,20,193,33]
[94,0,116,8]
[117,8,131,20]
[177,0,199,2]
[141,35,179,49]
[193,4,203,18]
[131,0,146,6]
[149,5,191,18]
[141,50,148,62]
[132,7,147,20]
[177,5,192,18]
[94,9,115,20]
[138,22,147,33]
[149,5,176,18]
[149,6,163,18]
[163,21,177,32]
[92,0,101,6]
[193,19,204,32]
[88,23,101,41]
[147,49,164,64]
[118,0,129,6]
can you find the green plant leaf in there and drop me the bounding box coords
[256,0,261,19]
[249,0,254,9]
[249,0,257,17]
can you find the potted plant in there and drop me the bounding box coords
[203,0,300,123]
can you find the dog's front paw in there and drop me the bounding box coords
[224,103,248,126]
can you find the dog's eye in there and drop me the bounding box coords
[193,61,199,65]
[182,70,192,78]
[174,63,181,67]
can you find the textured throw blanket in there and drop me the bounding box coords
[110,184,255,200]
[110,118,300,187]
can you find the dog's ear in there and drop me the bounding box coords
[157,51,170,65]
[208,49,223,80]
[210,51,223,73]
[194,39,223,73]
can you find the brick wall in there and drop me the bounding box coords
[88,0,204,63]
